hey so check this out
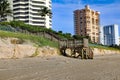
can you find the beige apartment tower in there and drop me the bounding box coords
[74,5,100,43]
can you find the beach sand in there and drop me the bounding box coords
[0,54,120,80]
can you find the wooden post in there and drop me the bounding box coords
[83,38,88,48]
[66,40,68,48]
[74,39,76,48]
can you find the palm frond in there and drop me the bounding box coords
[38,6,52,17]
[0,0,12,18]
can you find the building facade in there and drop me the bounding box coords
[74,5,100,43]
[1,0,52,28]
[99,26,104,45]
[103,24,119,46]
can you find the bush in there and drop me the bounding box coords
[0,21,10,25]
[0,21,74,40]
[73,35,88,40]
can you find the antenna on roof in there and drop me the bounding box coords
[85,5,90,9]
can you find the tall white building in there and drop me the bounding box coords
[99,26,104,45]
[2,0,52,28]
[102,24,119,46]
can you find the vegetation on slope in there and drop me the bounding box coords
[0,21,74,39]
[0,30,59,48]
[89,43,120,51]
[0,21,92,40]
[0,21,119,51]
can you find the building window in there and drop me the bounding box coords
[92,32,95,35]
[92,18,94,24]
[96,33,99,35]
[80,17,82,19]
[109,27,111,34]
[87,29,90,32]
[93,37,95,42]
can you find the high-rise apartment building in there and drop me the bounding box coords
[100,26,104,45]
[74,5,100,43]
[1,0,52,28]
[103,24,119,46]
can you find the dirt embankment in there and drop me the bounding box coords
[0,38,59,59]
[93,48,120,56]
[0,38,120,59]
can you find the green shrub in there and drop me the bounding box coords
[0,21,10,25]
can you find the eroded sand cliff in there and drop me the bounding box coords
[0,37,120,59]
[0,38,59,59]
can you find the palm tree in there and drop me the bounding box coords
[38,6,52,28]
[0,0,12,22]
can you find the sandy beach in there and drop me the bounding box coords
[0,54,120,80]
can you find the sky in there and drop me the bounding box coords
[51,0,120,36]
